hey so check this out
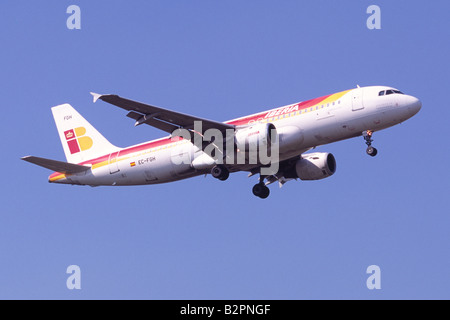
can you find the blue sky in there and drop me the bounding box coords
[1,0,449,299]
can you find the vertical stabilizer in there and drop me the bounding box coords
[51,104,119,163]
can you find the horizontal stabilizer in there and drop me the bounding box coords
[21,156,90,174]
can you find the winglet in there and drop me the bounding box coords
[90,92,103,103]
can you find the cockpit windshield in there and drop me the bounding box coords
[379,89,404,96]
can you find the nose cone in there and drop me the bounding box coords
[405,95,422,116]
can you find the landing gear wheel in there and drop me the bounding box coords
[218,171,229,181]
[366,146,378,157]
[252,183,270,199]
[211,165,229,181]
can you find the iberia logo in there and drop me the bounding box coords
[64,127,93,154]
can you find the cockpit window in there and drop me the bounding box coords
[380,89,404,96]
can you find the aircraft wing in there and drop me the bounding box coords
[91,92,235,135]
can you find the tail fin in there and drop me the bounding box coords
[52,103,119,164]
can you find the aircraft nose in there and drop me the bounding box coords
[404,95,422,116]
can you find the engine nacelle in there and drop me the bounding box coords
[295,152,336,180]
[234,123,277,152]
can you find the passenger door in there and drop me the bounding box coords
[108,151,120,174]
[351,88,364,111]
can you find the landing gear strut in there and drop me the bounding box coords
[211,164,229,181]
[252,176,270,199]
[363,130,378,157]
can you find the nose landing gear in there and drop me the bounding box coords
[363,130,378,157]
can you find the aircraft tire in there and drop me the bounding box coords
[252,183,270,199]
[211,165,229,181]
[366,146,378,157]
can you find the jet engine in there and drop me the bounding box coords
[294,152,336,180]
[234,123,277,152]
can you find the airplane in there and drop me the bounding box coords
[22,85,421,198]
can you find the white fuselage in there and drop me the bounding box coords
[49,86,421,186]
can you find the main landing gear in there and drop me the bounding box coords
[363,130,378,157]
[211,164,229,181]
[211,165,270,199]
[252,176,270,199]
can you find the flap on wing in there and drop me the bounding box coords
[126,111,180,132]
[22,156,91,174]
[91,92,235,134]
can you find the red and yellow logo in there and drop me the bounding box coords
[64,127,93,154]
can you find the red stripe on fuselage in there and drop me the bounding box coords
[226,94,331,126]
[53,93,335,175]
[78,136,183,167]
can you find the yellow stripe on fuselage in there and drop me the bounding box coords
[315,90,351,107]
